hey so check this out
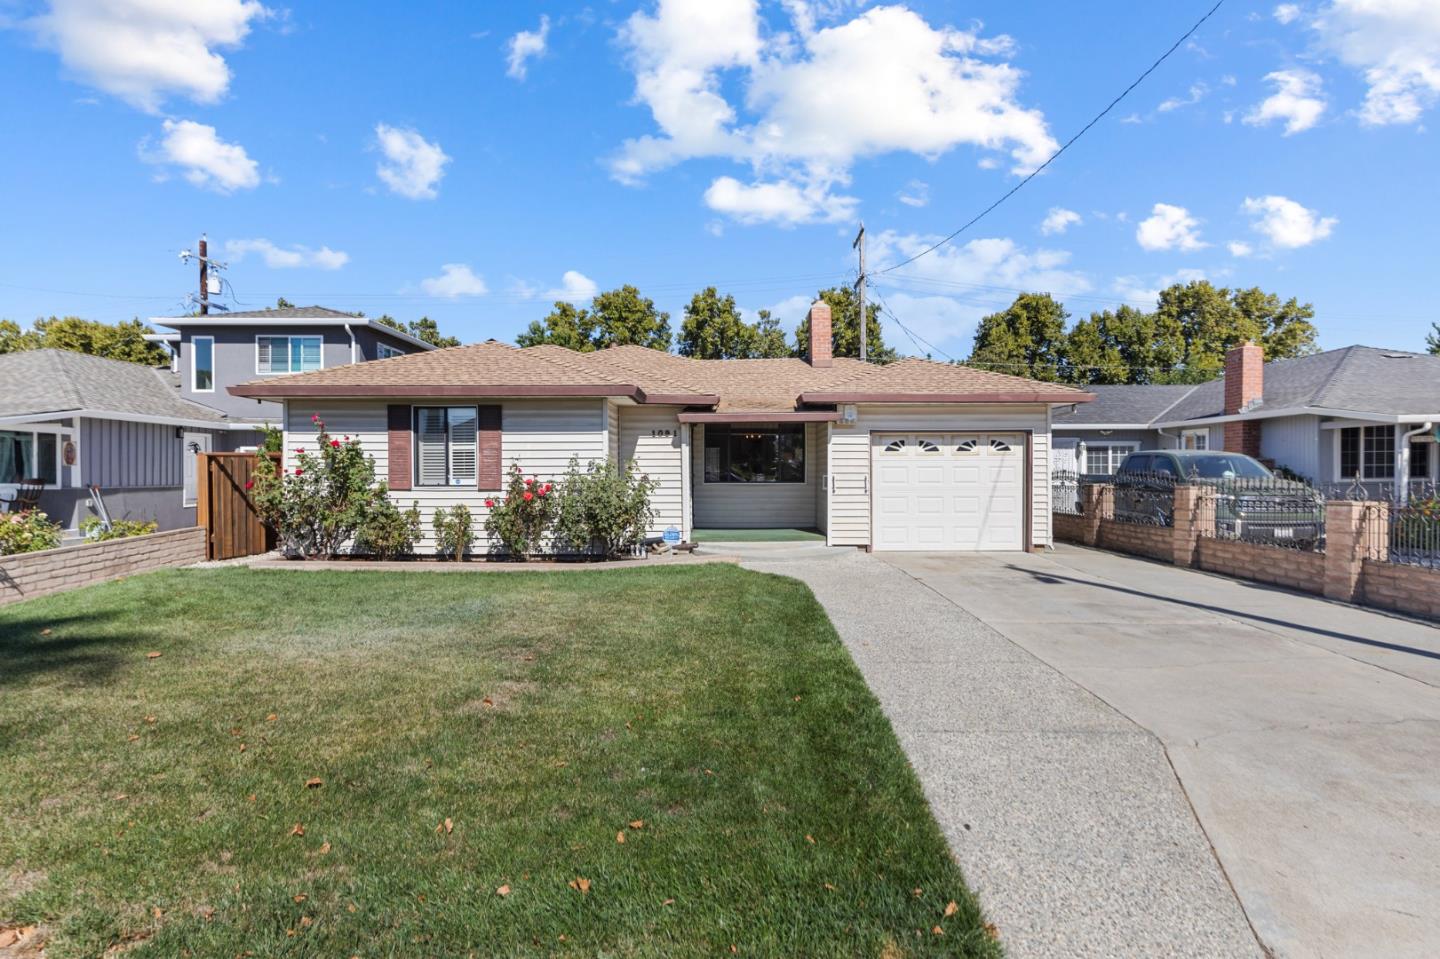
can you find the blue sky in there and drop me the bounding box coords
[1,0,1437,357]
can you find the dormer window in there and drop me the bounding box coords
[257,335,323,375]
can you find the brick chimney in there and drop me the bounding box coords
[806,299,832,368]
[1223,341,1263,457]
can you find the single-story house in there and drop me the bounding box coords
[1052,343,1440,499]
[231,300,1093,553]
[0,349,258,529]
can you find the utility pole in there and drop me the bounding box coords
[852,223,866,362]
[198,234,209,315]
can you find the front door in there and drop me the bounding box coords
[182,432,213,507]
[871,431,1026,551]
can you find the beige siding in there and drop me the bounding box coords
[826,405,1054,548]
[691,422,820,528]
[815,423,829,534]
[617,406,686,539]
[605,399,621,465]
[284,399,605,553]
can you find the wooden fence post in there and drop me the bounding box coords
[195,452,213,560]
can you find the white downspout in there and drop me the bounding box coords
[344,324,357,365]
[1399,421,1433,504]
[1157,427,1178,449]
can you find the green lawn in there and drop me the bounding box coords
[0,566,997,958]
[690,528,826,543]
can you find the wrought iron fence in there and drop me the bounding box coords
[1111,471,1177,527]
[1376,482,1440,570]
[1195,475,1326,552]
[1052,469,1082,515]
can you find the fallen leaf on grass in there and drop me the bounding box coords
[436,818,454,835]
[616,831,625,844]
[568,878,591,894]
[289,823,305,837]
[145,651,162,659]
[126,734,139,742]
[293,894,307,904]
[151,906,163,919]
[144,716,156,724]
[0,926,37,948]
[805,834,815,844]
[911,888,922,898]
[299,916,312,928]
[266,713,277,722]
[984,921,1000,941]
[229,727,242,737]
[40,628,52,636]
[932,926,944,936]
[113,793,127,801]
[629,819,644,829]
[318,841,332,855]
[823,883,836,892]
[246,794,257,802]
[662,898,674,906]
[481,697,494,709]
[496,885,511,897]
[944,900,958,918]
[238,743,246,752]
[304,777,323,789]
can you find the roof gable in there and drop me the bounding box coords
[0,349,228,423]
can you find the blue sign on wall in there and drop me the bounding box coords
[664,525,681,543]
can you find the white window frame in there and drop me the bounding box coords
[1335,425,1397,482]
[255,335,324,376]
[1181,428,1209,451]
[0,424,65,487]
[414,406,480,488]
[376,342,403,359]
[1080,440,1138,476]
[191,335,215,393]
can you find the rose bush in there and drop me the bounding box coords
[0,510,63,556]
[249,415,402,559]
[355,498,423,559]
[482,465,557,560]
[551,457,657,558]
[432,504,474,561]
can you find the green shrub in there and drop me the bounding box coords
[432,504,474,561]
[482,465,558,560]
[355,499,422,559]
[0,510,63,556]
[80,517,158,542]
[257,422,284,455]
[249,415,394,559]
[551,457,657,558]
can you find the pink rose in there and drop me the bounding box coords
[523,491,533,502]
[244,480,254,490]
[294,468,304,476]
[484,499,494,508]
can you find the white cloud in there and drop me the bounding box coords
[613,1,1056,224]
[419,264,487,298]
[897,179,929,208]
[374,124,450,200]
[703,175,856,225]
[1244,68,1327,134]
[223,238,348,270]
[1136,203,1207,252]
[545,270,599,304]
[1040,207,1082,235]
[141,119,259,192]
[506,15,550,80]
[1158,81,1209,112]
[1228,240,1255,257]
[1312,0,1440,125]
[1242,194,1337,248]
[1274,3,1302,24]
[1112,268,1208,307]
[28,0,268,112]
[865,230,1093,352]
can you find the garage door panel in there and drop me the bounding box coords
[872,430,1025,552]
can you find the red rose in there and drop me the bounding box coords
[311,414,319,422]
[330,439,341,448]
[295,447,304,454]
[542,483,552,493]
[523,491,533,502]
[525,478,534,486]
[294,468,304,476]
[244,480,254,490]
[484,499,494,508]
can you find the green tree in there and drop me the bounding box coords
[516,286,672,352]
[1063,305,1185,385]
[275,297,296,309]
[967,293,1069,382]
[1428,322,1440,356]
[791,286,896,363]
[678,287,753,359]
[750,309,791,358]
[1,316,170,365]
[1152,280,1318,383]
[375,315,461,349]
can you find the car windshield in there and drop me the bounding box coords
[1184,455,1270,479]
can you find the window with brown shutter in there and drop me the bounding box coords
[387,405,412,490]
[478,405,501,490]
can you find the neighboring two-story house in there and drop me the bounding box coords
[0,306,431,532]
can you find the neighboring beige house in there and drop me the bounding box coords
[230,301,1093,554]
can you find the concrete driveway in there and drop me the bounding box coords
[882,545,1440,959]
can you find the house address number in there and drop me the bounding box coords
[650,429,677,438]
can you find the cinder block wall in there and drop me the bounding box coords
[0,527,205,606]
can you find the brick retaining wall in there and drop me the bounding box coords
[1360,560,1440,622]
[1053,512,1090,544]
[0,527,206,607]
[1097,519,1173,562]
[1196,537,1326,597]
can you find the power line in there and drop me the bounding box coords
[872,0,1227,276]
[869,286,957,363]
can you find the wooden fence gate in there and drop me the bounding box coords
[196,452,276,561]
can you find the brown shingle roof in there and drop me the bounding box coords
[229,341,1091,409]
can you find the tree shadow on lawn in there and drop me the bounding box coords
[0,609,153,688]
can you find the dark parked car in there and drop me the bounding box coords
[1114,450,1325,546]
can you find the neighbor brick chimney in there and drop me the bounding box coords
[1223,341,1264,457]
[806,299,832,368]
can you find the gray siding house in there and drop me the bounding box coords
[1,307,432,533]
[1053,343,1440,499]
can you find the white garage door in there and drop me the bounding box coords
[872,432,1026,551]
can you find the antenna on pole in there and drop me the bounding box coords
[852,223,867,362]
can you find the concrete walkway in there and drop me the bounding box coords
[727,542,1261,959]
[881,545,1440,959]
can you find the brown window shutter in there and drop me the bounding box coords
[478,405,502,490]
[387,404,412,490]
